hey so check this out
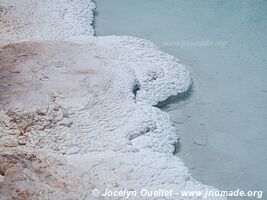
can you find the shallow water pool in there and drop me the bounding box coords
[95,0,267,199]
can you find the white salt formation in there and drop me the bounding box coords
[0,0,95,42]
[0,1,226,199]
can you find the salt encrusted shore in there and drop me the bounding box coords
[0,0,95,42]
[0,1,225,199]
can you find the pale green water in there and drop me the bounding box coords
[95,0,267,199]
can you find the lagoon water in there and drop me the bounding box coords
[95,0,267,198]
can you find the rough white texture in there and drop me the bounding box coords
[0,1,226,200]
[0,0,95,42]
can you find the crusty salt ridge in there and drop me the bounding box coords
[0,0,95,42]
[0,1,226,200]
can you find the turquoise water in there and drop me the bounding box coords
[95,0,267,198]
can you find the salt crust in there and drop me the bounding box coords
[0,1,225,199]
